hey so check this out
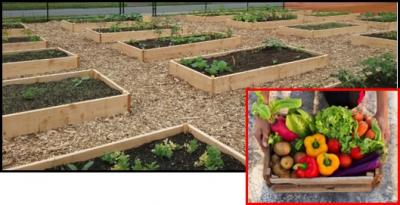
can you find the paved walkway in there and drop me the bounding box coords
[248,91,398,202]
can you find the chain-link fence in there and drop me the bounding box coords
[3,2,284,22]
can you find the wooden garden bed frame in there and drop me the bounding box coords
[277,22,367,38]
[6,124,244,170]
[303,13,360,23]
[60,16,152,32]
[168,45,328,94]
[2,23,31,36]
[114,33,241,63]
[356,20,397,30]
[2,69,131,140]
[2,36,48,52]
[85,27,187,43]
[2,47,79,79]
[351,31,397,51]
[225,17,304,30]
[184,15,234,23]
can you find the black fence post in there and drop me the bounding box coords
[283,2,285,9]
[46,2,49,22]
[119,2,122,14]
[122,2,125,14]
[152,2,157,17]
[247,2,249,11]
[205,2,207,12]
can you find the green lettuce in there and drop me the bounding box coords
[314,106,357,139]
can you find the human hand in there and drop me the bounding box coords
[374,114,390,144]
[253,117,270,153]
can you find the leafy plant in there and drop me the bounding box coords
[111,153,130,170]
[195,146,224,170]
[332,53,396,88]
[310,11,349,17]
[109,22,122,32]
[64,161,94,171]
[151,139,180,159]
[131,159,159,170]
[101,151,123,164]
[21,87,46,100]
[263,38,286,50]
[71,76,90,87]
[206,60,232,76]
[184,139,199,154]
[233,9,297,22]
[360,12,397,22]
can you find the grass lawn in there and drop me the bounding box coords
[3,2,127,10]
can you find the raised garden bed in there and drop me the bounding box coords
[303,11,359,23]
[85,24,185,43]
[2,35,48,52]
[184,15,234,23]
[226,16,303,30]
[7,124,244,171]
[2,47,79,79]
[114,32,241,63]
[60,14,151,32]
[2,22,30,36]
[277,22,367,38]
[358,12,397,30]
[351,31,397,50]
[169,42,328,94]
[2,69,131,140]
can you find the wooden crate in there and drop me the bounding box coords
[60,16,152,32]
[351,32,397,51]
[2,47,79,79]
[2,69,131,140]
[84,26,187,43]
[303,13,360,23]
[168,45,328,94]
[225,18,304,30]
[277,22,367,38]
[2,36,48,52]
[184,15,234,23]
[114,33,242,62]
[2,23,31,36]
[6,124,244,170]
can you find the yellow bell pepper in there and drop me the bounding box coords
[304,133,328,157]
[317,153,340,176]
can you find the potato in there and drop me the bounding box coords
[271,154,280,164]
[272,163,290,178]
[280,156,294,169]
[273,142,291,156]
[294,152,306,163]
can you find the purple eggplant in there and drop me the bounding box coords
[332,155,381,177]
[350,152,380,167]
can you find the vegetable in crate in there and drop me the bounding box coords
[327,138,341,154]
[304,133,328,157]
[273,141,291,156]
[332,153,381,177]
[285,108,315,138]
[315,106,357,140]
[339,153,352,168]
[271,116,298,142]
[317,153,340,176]
[293,156,319,178]
[280,156,294,169]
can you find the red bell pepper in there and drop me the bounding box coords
[293,156,319,178]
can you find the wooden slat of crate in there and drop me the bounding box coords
[2,47,79,79]
[277,23,368,38]
[225,18,304,30]
[2,36,48,52]
[2,69,131,140]
[116,34,241,62]
[351,32,397,50]
[271,184,373,193]
[7,123,245,170]
[169,45,328,94]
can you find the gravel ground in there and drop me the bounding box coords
[2,16,395,168]
[248,91,398,202]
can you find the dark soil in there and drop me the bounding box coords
[49,133,245,171]
[94,25,169,33]
[290,22,354,30]
[3,23,24,29]
[2,49,68,63]
[2,77,122,115]
[183,47,315,77]
[363,31,397,40]
[2,36,40,43]
[127,33,227,49]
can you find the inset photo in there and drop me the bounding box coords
[247,89,398,203]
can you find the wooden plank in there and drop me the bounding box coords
[303,13,359,23]
[184,15,234,23]
[7,124,242,170]
[351,32,397,51]
[277,23,368,38]
[2,47,79,79]
[270,176,373,185]
[2,36,48,52]
[271,184,373,193]
[225,17,304,30]
[2,23,31,36]
[60,20,146,32]
[169,45,328,94]
[2,69,131,140]
[188,124,245,165]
